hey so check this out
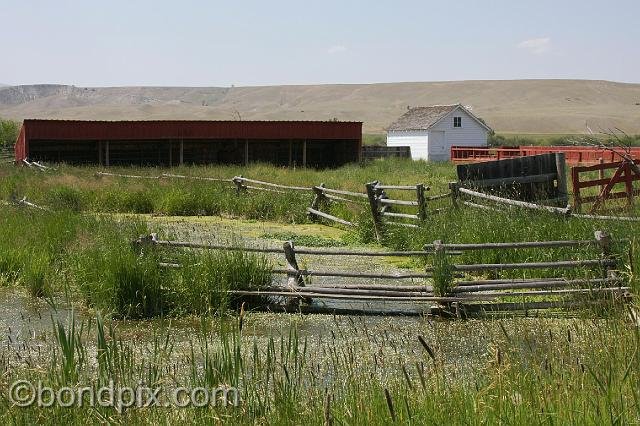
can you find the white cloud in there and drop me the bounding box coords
[517,37,552,55]
[327,45,347,54]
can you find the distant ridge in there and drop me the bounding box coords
[1,80,639,134]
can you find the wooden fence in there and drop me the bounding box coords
[571,159,640,213]
[134,231,630,317]
[456,153,568,207]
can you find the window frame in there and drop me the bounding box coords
[453,116,462,128]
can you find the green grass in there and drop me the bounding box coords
[362,133,386,146]
[0,158,639,423]
[0,312,638,424]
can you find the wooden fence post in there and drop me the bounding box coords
[449,182,459,208]
[571,166,582,213]
[555,153,568,206]
[594,230,613,278]
[283,241,305,289]
[232,175,247,194]
[598,158,604,193]
[132,233,158,255]
[308,183,326,221]
[365,181,383,242]
[624,162,635,209]
[416,183,427,221]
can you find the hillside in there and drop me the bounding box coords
[1,80,639,134]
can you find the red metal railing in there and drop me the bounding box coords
[451,146,640,165]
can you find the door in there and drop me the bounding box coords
[428,131,447,161]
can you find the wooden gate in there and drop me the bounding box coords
[571,159,640,213]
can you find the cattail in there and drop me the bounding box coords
[384,388,396,422]
[402,365,413,389]
[417,335,435,361]
[323,391,332,426]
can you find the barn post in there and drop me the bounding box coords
[302,139,307,168]
[105,141,110,167]
[288,140,293,167]
[98,141,103,166]
[555,153,568,206]
[244,139,249,166]
[179,139,184,165]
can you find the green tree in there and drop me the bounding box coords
[0,118,20,148]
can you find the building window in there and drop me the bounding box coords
[453,117,462,128]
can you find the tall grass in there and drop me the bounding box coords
[0,206,273,318]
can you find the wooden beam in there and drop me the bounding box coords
[244,139,249,166]
[179,139,184,165]
[105,141,110,166]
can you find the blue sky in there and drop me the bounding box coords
[2,0,639,86]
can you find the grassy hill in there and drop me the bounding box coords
[1,79,639,134]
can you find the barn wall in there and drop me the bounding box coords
[386,130,429,160]
[430,108,488,160]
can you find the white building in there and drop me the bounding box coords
[386,104,492,161]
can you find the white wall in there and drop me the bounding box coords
[386,130,429,160]
[430,108,489,160]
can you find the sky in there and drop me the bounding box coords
[1,0,639,87]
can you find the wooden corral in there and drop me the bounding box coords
[135,231,631,317]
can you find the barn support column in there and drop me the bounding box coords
[105,141,110,166]
[179,139,184,165]
[302,139,307,168]
[169,141,173,167]
[288,140,293,167]
[98,141,103,165]
[244,139,249,166]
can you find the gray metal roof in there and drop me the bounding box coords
[387,105,459,131]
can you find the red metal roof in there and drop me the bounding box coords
[15,119,362,163]
[20,119,362,140]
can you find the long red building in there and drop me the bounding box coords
[15,119,362,168]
